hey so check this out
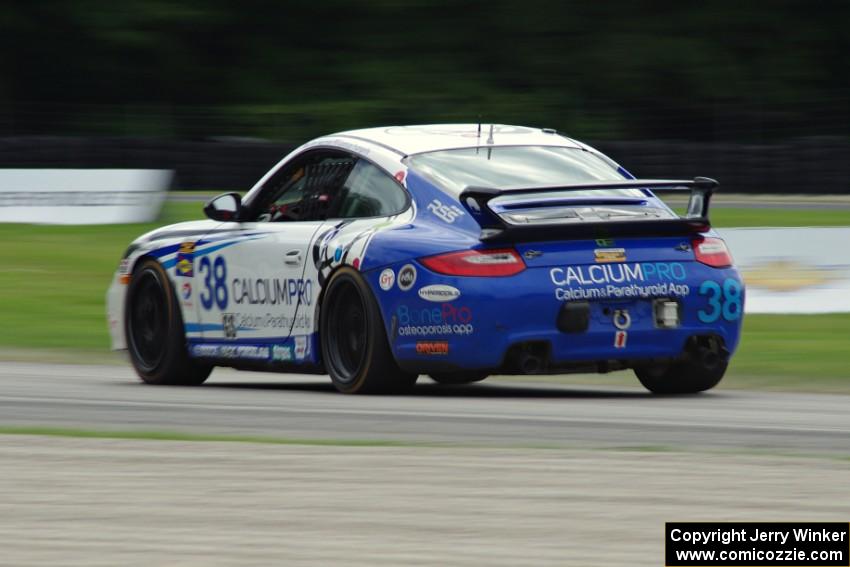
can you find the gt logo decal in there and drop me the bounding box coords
[698,279,742,323]
[199,255,228,310]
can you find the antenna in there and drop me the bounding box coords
[486,124,494,144]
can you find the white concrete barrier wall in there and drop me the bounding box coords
[719,227,850,314]
[0,169,171,224]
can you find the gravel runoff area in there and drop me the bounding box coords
[1,435,847,567]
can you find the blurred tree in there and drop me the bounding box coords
[0,0,847,140]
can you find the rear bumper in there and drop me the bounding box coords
[371,260,744,374]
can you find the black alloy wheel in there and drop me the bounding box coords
[125,259,211,386]
[321,268,417,394]
[324,281,368,384]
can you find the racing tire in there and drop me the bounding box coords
[125,259,212,386]
[429,372,489,385]
[634,359,727,394]
[320,267,417,394]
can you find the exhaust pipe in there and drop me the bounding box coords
[686,336,729,370]
[517,353,542,374]
[695,346,720,370]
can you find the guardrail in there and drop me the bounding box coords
[0,169,171,224]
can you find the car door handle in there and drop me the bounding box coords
[284,250,303,266]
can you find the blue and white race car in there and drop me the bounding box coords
[107,124,744,394]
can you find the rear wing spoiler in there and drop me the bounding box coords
[458,177,718,242]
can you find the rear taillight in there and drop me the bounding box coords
[420,248,526,277]
[692,236,733,268]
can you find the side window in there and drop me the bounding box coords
[249,150,356,222]
[332,160,408,219]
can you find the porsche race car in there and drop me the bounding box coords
[106,124,744,394]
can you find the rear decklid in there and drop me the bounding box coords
[514,236,695,269]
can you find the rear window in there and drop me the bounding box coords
[406,146,639,197]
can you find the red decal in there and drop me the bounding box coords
[394,170,406,183]
[352,257,360,270]
[614,330,627,349]
[416,341,449,355]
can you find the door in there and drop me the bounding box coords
[193,150,358,364]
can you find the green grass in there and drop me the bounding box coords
[0,200,848,391]
[0,201,201,351]
[724,313,850,391]
[711,208,850,228]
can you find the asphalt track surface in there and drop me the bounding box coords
[2,363,849,566]
[3,437,848,566]
[1,362,848,455]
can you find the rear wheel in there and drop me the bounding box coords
[125,259,211,385]
[320,268,417,394]
[635,353,727,395]
[429,372,489,385]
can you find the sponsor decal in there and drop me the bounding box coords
[551,262,691,301]
[379,268,395,291]
[397,264,417,291]
[394,170,406,183]
[418,284,460,302]
[334,246,343,262]
[119,259,132,285]
[227,311,312,331]
[272,345,293,361]
[189,337,314,363]
[551,262,686,286]
[222,313,237,339]
[232,277,313,306]
[416,341,449,355]
[352,257,361,270]
[594,248,626,263]
[191,343,270,360]
[181,282,192,300]
[595,238,615,247]
[294,335,311,361]
[177,258,194,277]
[427,199,465,223]
[614,330,627,348]
[396,303,474,336]
[176,241,195,277]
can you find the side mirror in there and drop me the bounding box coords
[204,192,242,222]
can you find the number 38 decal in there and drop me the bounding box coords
[199,255,228,310]
[697,278,742,323]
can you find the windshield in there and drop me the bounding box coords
[405,145,640,197]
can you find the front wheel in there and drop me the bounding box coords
[320,268,417,394]
[125,259,211,386]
